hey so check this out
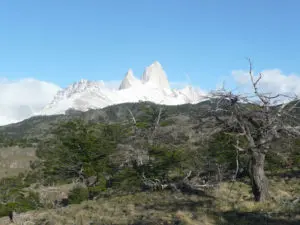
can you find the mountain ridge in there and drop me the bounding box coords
[141,61,170,89]
[39,61,207,116]
[0,61,206,125]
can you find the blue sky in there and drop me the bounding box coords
[0,0,299,89]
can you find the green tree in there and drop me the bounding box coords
[36,120,124,184]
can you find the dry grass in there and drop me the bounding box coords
[0,146,36,178]
[214,178,300,214]
[0,177,299,225]
[24,183,80,208]
[0,191,215,225]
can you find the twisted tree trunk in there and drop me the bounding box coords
[249,150,269,202]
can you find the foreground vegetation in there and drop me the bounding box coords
[0,180,299,224]
[0,100,299,224]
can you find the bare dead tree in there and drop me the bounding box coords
[127,108,137,134]
[208,59,300,202]
[150,106,164,141]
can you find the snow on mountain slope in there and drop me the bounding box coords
[40,61,207,116]
[178,85,205,103]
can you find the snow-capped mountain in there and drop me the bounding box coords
[141,61,170,90]
[40,61,207,116]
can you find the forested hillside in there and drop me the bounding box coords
[0,100,299,224]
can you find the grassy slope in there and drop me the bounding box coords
[0,101,299,224]
[0,146,36,179]
[0,179,299,225]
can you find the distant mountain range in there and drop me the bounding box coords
[1,61,207,125]
[40,61,207,115]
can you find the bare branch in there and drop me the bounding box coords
[206,58,300,202]
[232,140,240,181]
[248,58,262,90]
[156,107,163,127]
[150,106,164,140]
[127,108,136,125]
[184,170,192,181]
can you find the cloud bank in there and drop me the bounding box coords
[232,69,300,98]
[1,69,300,126]
[0,78,61,125]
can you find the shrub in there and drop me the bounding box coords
[110,167,141,191]
[0,191,41,217]
[88,185,107,199]
[68,186,89,204]
[15,191,42,212]
[36,120,122,183]
[159,119,175,127]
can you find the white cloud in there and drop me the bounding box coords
[0,78,61,125]
[231,69,300,98]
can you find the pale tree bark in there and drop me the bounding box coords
[249,150,269,201]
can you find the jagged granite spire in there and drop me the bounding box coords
[141,61,170,89]
[119,69,140,90]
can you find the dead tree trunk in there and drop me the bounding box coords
[209,58,300,202]
[248,150,269,202]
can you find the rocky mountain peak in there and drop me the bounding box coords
[141,61,170,90]
[119,69,140,90]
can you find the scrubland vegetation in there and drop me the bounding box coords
[0,68,299,224]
